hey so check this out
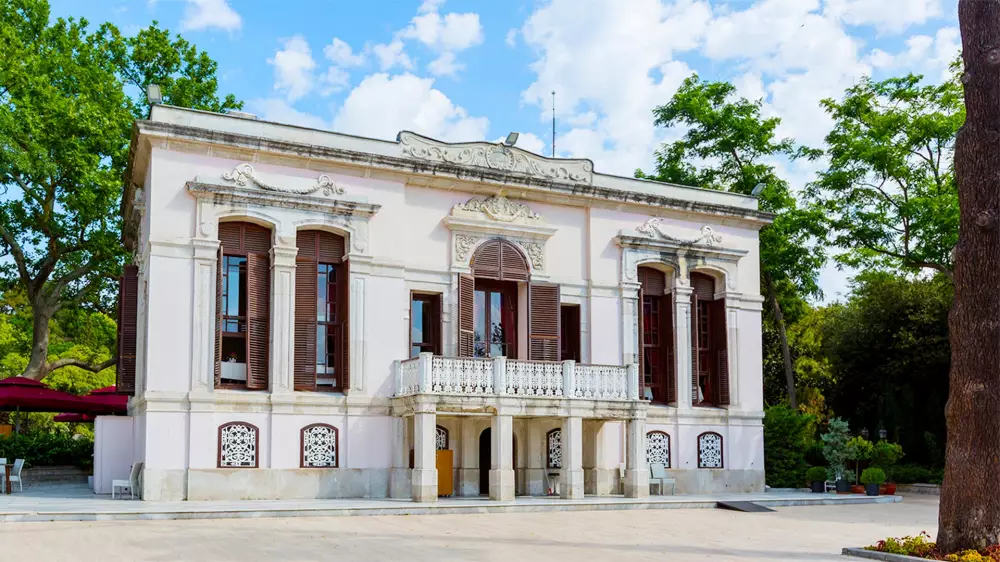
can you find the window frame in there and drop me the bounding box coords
[559,304,581,362]
[546,428,562,469]
[315,262,340,388]
[646,430,671,469]
[300,423,339,468]
[410,292,442,357]
[696,431,724,469]
[472,279,518,358]
[217,421,260,469]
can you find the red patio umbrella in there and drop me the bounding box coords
[52,387,127,423]
[0,377,93,413]
[53,413,94,423]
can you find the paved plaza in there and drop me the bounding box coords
[0,494,938,561]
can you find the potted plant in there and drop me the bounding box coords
[861,467,885,496]
[806,467,827,493]
[821,418,851,493]
[871,441,904,495]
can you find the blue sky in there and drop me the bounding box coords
[49,0,962,301]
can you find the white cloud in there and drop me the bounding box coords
[514,133,547,155]
[268,36,316,102]
[402,10,484,52]
[324,38,365,67]
[371,40,413,71]
[824,0,945,35]
[178,0,241,32]
[428,52,463,77]
[418,0,446,14]
[321,66,351,94]
[247,98,328,130]
[867,27,960,82]
[505,28,518,48]
[333,73,488,142]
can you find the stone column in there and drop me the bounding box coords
[489,412,515,501]
[561,416,584,499]
[390,416,411,499]
[270,242,298,393]
[673,284,695,409]
[411,405,438,502]
[624,416,649,499]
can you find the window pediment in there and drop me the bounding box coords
[444,194,555,275]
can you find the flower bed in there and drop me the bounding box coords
[865,533,1000,561]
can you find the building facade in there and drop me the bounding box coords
[117,105,770,501]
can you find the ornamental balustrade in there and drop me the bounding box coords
[394,353,639,401]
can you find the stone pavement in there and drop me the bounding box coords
[0,494,938,561]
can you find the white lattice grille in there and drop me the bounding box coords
[302,425,338,467]
[646,431,670,468]
[698,432,723,469]
[436,426,448,450]
[547,429,562,468]
[220,423,257,468]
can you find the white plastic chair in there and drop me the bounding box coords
[0,458,6,491]
[112,462,143,500]
[9,459,24,493]
[649,463,676,495]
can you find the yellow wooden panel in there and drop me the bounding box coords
[436,449,454,497]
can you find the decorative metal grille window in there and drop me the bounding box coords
[301,424,338,468]
[547,428,562,468]
[697,431,723,469]
[436,425,449,450]
[646,431,671,468]
[218,422,258,468]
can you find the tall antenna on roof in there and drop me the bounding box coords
[551,90,556,158]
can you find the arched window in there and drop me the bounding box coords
[471,239,530,281]
[690,271,730,407]
[301,424,339,468]
[547,428,562,468]
[218,422,259,468]
[697,431,724,469]
[646,431,671,468]
[436,425,449,450]
[638,266,675,404]
[294,230,349,393]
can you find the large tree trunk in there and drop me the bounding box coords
[764,272,797,409]
[22,301,54,381]
[938,0,1000,553]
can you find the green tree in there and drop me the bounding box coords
[763,405,814,488]
[807,70,963,278]
[0,0,240,381]
[639,76,827,409]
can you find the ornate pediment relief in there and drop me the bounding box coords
[221,163,345,197]
[397,131,594,184]
[452,194,543,223]
[636,218,723,247]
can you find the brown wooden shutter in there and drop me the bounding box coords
[712,298,730,406]
[457,274,475,357]
[472,240,501,280]
[218,223,242,252]
[214,245,223,388]
[664,292,676,404]
[339,258,351,392]
[691,292,699,403]
[529,283,560,361]
[243,224,271,254]
[637,284,645,400]
[116,265,139,396]
[500,241,530,282]
[245,252,270,390]
[294,247,317,392]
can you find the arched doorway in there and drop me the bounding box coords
[478,427,517,496]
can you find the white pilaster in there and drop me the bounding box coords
[725,297,741,408]
[270,243,297,393]
[624,416,649,499]
[489,413,515,501]
[620,282,641,366]
[673,284,694,409]
[411,406,437,502]
[561,416,584,499]
[191,238,220,392]
[390,416,411,499]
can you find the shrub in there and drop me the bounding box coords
[0,431,93,469]
[861,467,886,485]
[763,405,814,488]
[871,441,905,470]
[891,464,944,484]
[806,466,827,482]
[866,532,937,557]
[821,417,851,480]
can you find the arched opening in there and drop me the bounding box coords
[690,271,729,407]
[638,265,676,404]
[478,427,517,495]
[294,229,349,392]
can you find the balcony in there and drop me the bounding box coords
[394,353,640,402]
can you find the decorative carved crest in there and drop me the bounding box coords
[636,218,724,247]
[397,131,594,184]
[221,163,345,196]
[454,194,542,223]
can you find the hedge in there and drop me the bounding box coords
[0,431,93,469]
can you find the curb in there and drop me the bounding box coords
[842,547,927,561]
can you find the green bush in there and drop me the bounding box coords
[806,466,828,482]
[891,464,943,484]
[0,431,93,469]
[871,441,904,470]
[861,467,886,485]
[763,405,815,488]
[821,417,851,480]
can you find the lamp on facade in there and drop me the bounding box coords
[878,427,888,440]
[503,132,519,147]
[859,428,869,440]
[146,84,163,105]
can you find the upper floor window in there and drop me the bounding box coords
[295,230,350,392]
[690,272,730,407]
[638,266,675,404]
[216,222,271,390]
[411,293,442,357]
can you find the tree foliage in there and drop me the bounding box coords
[0,0,240,380]
[763,405,814,488]
[807,70,963,278]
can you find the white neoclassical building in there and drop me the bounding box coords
[112,104,770,501]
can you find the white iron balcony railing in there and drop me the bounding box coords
[394,353,639,401]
